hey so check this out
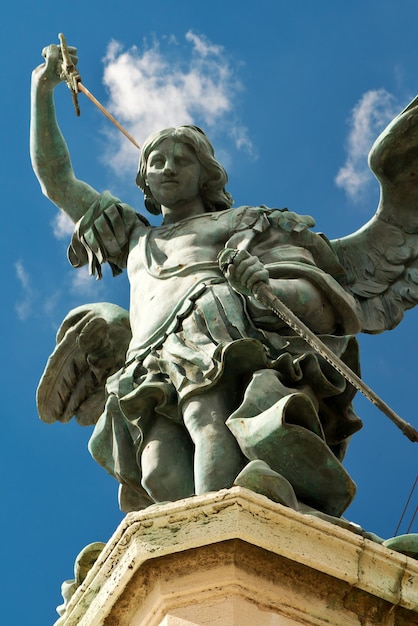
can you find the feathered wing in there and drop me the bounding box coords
[37,302,131,426]
[331,96,418,333]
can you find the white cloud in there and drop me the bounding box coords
[70,266,100,296]
[15,260,34,320]
[185,31,223,57]
[335,89,399,200]
[52,211,74,239]
[15,259,64,321]
[15,257,99,321]
[100,31,253,175]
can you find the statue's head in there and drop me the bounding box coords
[136,125,233,215]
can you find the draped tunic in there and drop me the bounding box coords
[68,191,363,511]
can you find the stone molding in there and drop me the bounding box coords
[56,487,418,625]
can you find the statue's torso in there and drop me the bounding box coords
[126,210,235,357]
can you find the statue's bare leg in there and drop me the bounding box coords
[182,381,246,494]
[141,416,194,502]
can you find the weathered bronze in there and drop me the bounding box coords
[31,41,418,524]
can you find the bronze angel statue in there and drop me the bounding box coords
[31,42,418,526]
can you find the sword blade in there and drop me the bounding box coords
[77,82,140,150]
[58,33,140,150]
[253,281,418,443]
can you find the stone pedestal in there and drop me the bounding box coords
[56,487,418,625]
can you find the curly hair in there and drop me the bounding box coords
[135,125,233,215]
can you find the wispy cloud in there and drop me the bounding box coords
[335,89,399,200]
[101,31,254,175]
[52,211,74,239]
[70,266,101,296]
[15,260,34,320]
[51,214,99,297]
[15,257,101,321]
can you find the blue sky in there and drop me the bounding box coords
[2,1,418,623]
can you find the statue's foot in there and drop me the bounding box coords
[234,460,299,510]
[382,534,418,559]
[234,463,387,545]
[297,501,384,542]
[227,392,356,517]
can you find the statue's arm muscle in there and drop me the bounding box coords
[30,44,99,222]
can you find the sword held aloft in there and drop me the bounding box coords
[58,33,140,149]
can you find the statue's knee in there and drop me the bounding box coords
[141,461,163,494]
[141,442,194,501]
[141,443,163,497]
[141,462,188,501]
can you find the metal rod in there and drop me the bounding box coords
[395,475,418,535]
[406,505,418,534]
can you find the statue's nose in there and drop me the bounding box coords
[163,161,176,176]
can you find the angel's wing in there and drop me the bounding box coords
[331,96,418,333]
[37,302,131,426]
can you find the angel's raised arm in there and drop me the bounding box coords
[30,43,99,221]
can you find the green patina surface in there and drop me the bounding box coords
[31,41,418,563]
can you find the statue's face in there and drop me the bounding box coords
[146,138,201,211]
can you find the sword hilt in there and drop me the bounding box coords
[58,33,80,116]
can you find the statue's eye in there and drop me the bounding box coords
[149,155,165,168]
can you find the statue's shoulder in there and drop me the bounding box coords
[230,205,317,235]
[226,204,273,230]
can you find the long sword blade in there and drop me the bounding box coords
[58,33,140,150]
[77,83,140,149]
[253,281,418,443]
